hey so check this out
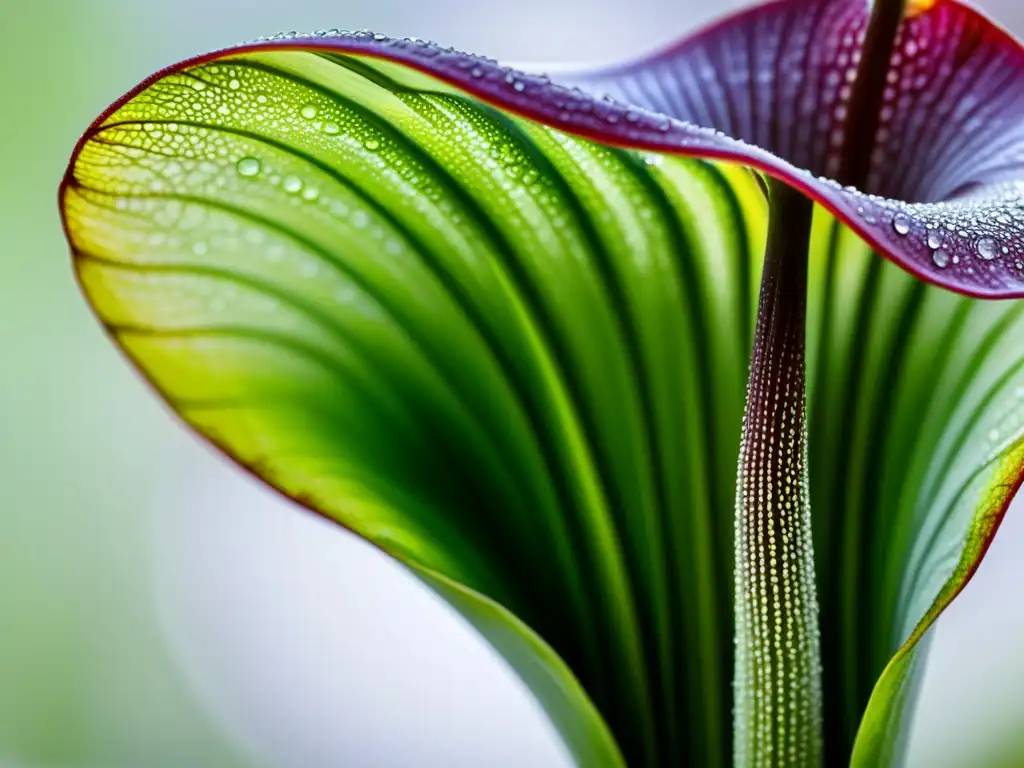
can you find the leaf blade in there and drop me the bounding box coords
[61,21,1024,766]
[63,50,774,765]
[805,213,1024,762]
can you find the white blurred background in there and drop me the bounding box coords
[3,0,1024,765]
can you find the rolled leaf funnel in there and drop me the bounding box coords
[59,0,1024,765]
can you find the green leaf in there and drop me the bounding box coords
[806,214,1024,764]
[61,46,1024,765]
[63,50,766,766]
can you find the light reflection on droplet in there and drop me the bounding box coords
[892,212,910,236]
[977,237,998,260]
[236,157,261,177]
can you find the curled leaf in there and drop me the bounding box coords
[60,2,1024,764]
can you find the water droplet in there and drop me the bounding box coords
[977,237,998,260]
[236,156,261,177]
[192,241,209,256]
[300,104,318,120]
[521,169,539,186]
[323,121,340,135]
[283,175,303,193]
[932,249,950,268]
[364,138,380,151]
[513,81,526,92]
[228,78,241,90]
[892,212,910,236]
[191,80,206,91]
[927,230,943,249]
[989,427,1001,443]
[470,66,484,78]
[301,186,319,201]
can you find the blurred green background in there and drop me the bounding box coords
[4,0,1024,765]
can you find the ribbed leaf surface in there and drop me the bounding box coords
[59,7,1024,764]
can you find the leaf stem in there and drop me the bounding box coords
[733,178,822,767]
[837,0,908,189]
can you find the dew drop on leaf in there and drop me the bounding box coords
[892,212,910,236]
[927,230,943,249]
[977,237,998,260]
[236,156,261,177]
[283,175,303,194]
[300,104,318,120]
[933,249,950,268]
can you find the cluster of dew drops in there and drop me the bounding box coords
[176,64,433,251]
[110,61,446,297]
[883,189,1024,274]
[892,208,1005,271]
[802,167,1024,281]
[248,29,744,144]
[228,95,543,194]
[136,49,582,283]
[199,51,600,210]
